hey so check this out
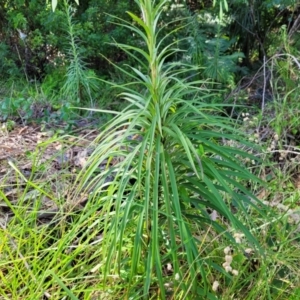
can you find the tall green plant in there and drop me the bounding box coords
[77,0,265,298]
[184,10,246,86]
[61,0,97,106]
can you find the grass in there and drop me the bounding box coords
[1,144,300,299]
[1,165,300,299]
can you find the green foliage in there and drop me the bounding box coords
[0,0,137,86]
[0,0,298,84]
[76,0,266,297]
[59,0,139,75]
[228,0,299,65]
[61,0,99,105]
[156,4,247,87]
[0,81,78,127]
[0,43,20,78]
[0,96,33,122]
[41,68,66,98]
[201,34,245,85]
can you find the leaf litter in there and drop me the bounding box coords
[0,123,100,223]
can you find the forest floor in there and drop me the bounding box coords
[0,120,101,223]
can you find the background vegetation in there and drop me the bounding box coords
[0,0,300,299]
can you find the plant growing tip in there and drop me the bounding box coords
[51,0,79,12]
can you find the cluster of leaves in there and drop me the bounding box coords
[0,96,33,122]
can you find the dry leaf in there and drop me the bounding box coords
[74,150,88,168]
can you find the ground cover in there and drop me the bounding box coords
[1,83,300,299]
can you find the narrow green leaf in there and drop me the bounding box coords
[48,270,78,300]
[51,0,57,11]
